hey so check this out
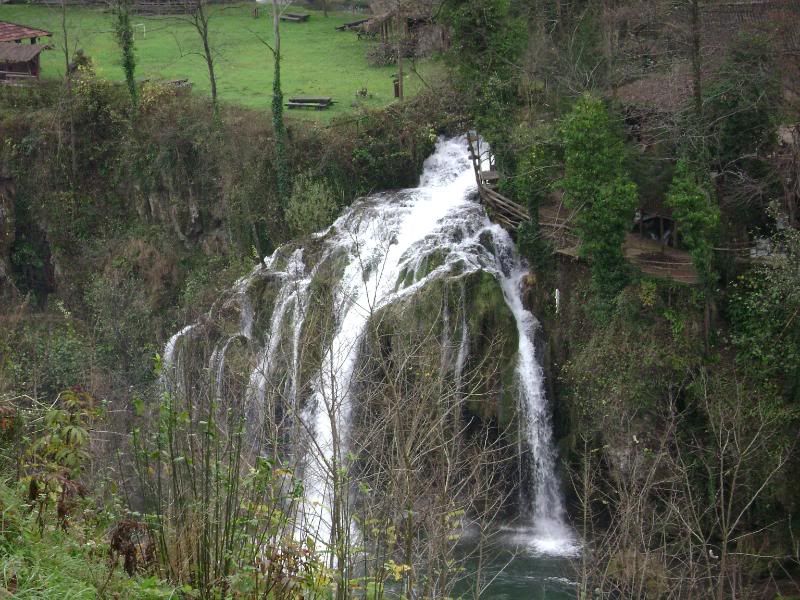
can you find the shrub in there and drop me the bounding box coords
[728,228,800,401]
[365,39,417,67]
[508,126,561,269]
[705,34,781,168]
[285,172,342,237]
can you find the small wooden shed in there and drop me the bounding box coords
[0,21,52,82]
[0,42,48,80]
[361,0,447,53]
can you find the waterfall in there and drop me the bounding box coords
[497,263,576,555]
[163,324,194,368]
[162,135,575,557]
[298,137,478,548]
[246,249,309,453]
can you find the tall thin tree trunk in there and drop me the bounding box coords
[203,36,217,111]
[61,0,77,182]
[272,0,289,206]
[115,0,138,108]
[195,2,218,114]
[690,0,702,117]
[396,10,404,100]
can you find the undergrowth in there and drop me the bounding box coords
[0,480,175,598]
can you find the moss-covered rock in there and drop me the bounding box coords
[461,271,519,428]
[295,247,349,405]
[360,269,520,429]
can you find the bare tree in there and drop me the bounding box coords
[572,370,797,599]
[60,0,78,181]
[348,309,517,599]
[190,0,218,113]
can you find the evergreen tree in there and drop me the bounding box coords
[113,0,137,108]
[559,95,637,302]
[666,159,720,286]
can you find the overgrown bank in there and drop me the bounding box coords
[0,74,461,399]
[439,0,799,596]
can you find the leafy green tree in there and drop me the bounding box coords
[113,0,137,108]
[559,95,637,301]
[443,0,526,162]
[729,228,800,402]
[509,129,560,269]
[666,159,720,286]
[443,0,524,86]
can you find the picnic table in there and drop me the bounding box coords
[280,13,310,22]
[286,96,333,110]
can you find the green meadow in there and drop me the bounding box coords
[0,3,440,119]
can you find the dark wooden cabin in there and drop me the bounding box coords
[0,43,48,81]
[0,21,52,82]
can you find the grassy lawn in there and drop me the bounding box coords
[0,3,441,120]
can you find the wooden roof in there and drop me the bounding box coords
[0,21,52,43]
[0,42,47,63]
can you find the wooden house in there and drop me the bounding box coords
[0,43,49,81]
[361,0,447,54]
[0,21,52,82]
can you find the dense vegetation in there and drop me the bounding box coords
[1,0,799,598]
[440,1,799,597]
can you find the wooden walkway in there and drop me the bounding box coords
[467,134,530,230]
[466,133,700,285]
[539,203,699,284]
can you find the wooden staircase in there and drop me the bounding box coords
[467,133,530,231]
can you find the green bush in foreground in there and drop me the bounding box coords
[0,481,175,598]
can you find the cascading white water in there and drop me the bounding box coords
[162,135,576,557]
[163,324,194,368]
[298,136,479,548]
[246,249,307,450]
[497,268,577,555]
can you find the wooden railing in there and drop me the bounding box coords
[466,134,530,231]
[0,72,39,86]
